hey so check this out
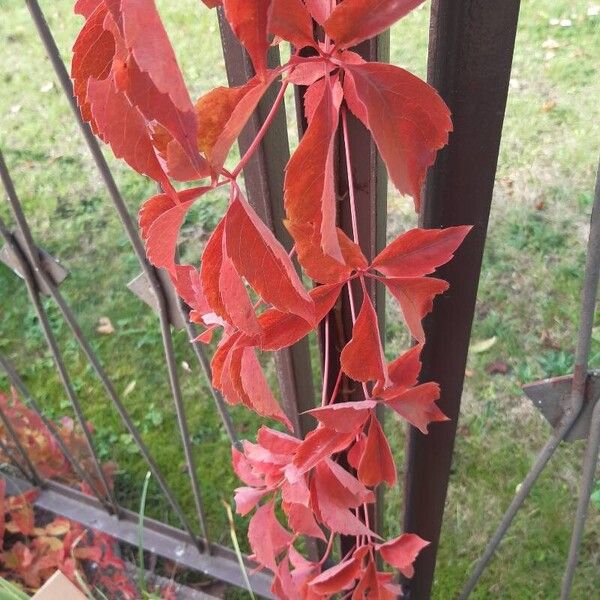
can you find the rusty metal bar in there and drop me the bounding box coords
[2,474,275,599]
[24,0,243,548]
[217,11,316,437]
[402,2,522,597]
[560,163,600,599]
[0,162,117,510]
[462,160,600,599]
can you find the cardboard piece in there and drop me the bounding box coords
[32,571,87,600]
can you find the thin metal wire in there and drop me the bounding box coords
[0,399,43,485]
[0,200,116,511]
[461,161,600,599]
[560,162,600,599]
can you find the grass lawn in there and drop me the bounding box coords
[0,0,599,598]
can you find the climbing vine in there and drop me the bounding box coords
[71,0,470,596]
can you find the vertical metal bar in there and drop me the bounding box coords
[0,166,117,511]
[402,2,521,597]
[24,0,238,548]
[217,12,316,437]
[0,400,43,485]
[560,164,600,599]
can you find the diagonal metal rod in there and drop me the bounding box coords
[0,349,110,506]
[0,398,43,485]
[461,161,600,599]
[0,170,117,511]
[560,162,600,599]
[25,0,239,548]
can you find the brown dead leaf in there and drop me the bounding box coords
[486,361,510,375]
[96,317,114,335]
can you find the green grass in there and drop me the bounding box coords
[0,0,599,598]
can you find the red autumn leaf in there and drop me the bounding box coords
[255,282,342,351]
[224,344,292,429]
[306,400,376,433]
[384,276,449,343]
[347,432,367,470]
[324,0,426,50]
[201,0,222,7]
[376,533,429,578]
[283,501,325,540]
[75,0,103,17]
[223,0,272,78]
[311,461,376,537]
[358,415,396,487]
[234,486,270,515]
[225,196,314,323]
[344,62,452,211]
[272,558,301,600]
[248,499,293,571]
[286,221,367,284]
[304,0,331,24]
[388,344,423,389]
[309,557,361,594]
[139,186,209,275]
[85,76,174,194]
[381,382,448,434]
[372,226,471,278]
[0,479,5,546]
[258,426,300,456]
[282,477,310,506]
[200,216,262,337]
[119,0,193,115]
[268,0,315,49]
[286,58,336,86]
[232,447,264,487]
[293,427,355,476]
[340,294,388,384]
[284,78,344,263]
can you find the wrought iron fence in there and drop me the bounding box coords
[2,1,599,599]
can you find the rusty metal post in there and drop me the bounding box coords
[402,2,521,597]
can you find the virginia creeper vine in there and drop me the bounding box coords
[71,0,471,596]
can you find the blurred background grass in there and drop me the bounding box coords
[0,0,599,598]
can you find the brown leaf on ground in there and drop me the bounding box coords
[486,360,510,375]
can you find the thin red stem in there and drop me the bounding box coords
[321,316,330,406]
[341,108,361,245]
[231,80,290,179]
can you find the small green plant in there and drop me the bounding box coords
[591,481,600,511]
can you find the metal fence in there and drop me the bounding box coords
[2,1,599,599]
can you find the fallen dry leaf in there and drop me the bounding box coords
[485,361,510,375]
[96,317,114,335]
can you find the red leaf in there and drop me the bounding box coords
[376,533,429,578]
[258,426,300,455]
[309,557,361,594]
[255,282,342,351]
[324,0,426,49]
[384,277,449,343]
[269,0,315,49]
[340,294,388,384]
[0,479,5,547]
[139,186,209,275]
[311,461,376,537]
[285,78,344,263]
[248,500,292,571]
[306,400,376,433]
[388,344,422,389]
[358,415,396,487]
[283,501,325,540]
[85,76,173,193]
[223,0,272,78]
[200,217,262,337]
[201,0,222,7]
[225,345,293,429]
[286,221,367,284]
[232,447,264,487]
[225,196,314,323]
[234,487,269,515]
[344,63,451,211]
[293,427,355,476]
[381,382,448,434]
[372,226,471,278]
[195,72,279,169]
[119,0,193,114]
[304,0,331,24]
[347,433,367,470]
[75,0,103,17]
